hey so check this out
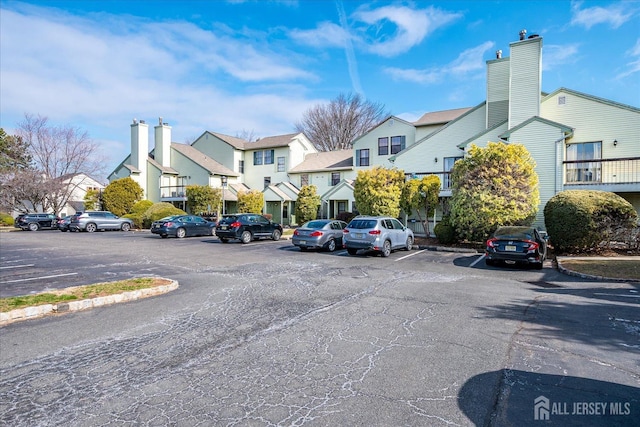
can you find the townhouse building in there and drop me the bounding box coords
[109,30,639,233]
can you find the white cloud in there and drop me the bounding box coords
[542,43,580,71]
[289,21,350,47]
[570,0,635,29]
[616,38,640,79]
[353,5,461,57]
[383,41,494,84]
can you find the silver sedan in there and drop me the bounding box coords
[292,219,348,252]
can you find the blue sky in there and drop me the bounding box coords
[1,0,639,178]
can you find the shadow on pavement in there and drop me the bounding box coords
[458,369,639,426]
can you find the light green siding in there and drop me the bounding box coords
[509,37,542,127]
[352,118,416,170]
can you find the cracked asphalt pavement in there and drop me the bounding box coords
[0,231,638,426]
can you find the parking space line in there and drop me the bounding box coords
[0,264,35,269]
[470,254,486,267]
[1,272,78,284]
[396,250,426,261]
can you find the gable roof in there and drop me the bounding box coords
[208,132,248,150]
[243,133,299,150]
[543,87,640,113]
[289,150,353,173]
[499,116,574,140]
[321,179,355,199]
[413,107,473,126]
[351,115,415,146]
[171,143,238,176]
[148,156,179,175]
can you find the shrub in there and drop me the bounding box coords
[295,185,321,224]
[122,200,154,229]
[434,216,456,244]
[237,190,264,213]
[0,213,14,226]
[141,203,186,229]
[544,190,638,253]
[102,177,144,216]
[336,211,356,223]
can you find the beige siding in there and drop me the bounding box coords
[509,37,542,127]
[394,105,487,174]
[509,121,567,227]
[352,118,416,170]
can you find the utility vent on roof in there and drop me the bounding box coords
[558,96,566,106]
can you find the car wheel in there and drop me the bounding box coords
[299,246,308,252]
[86,223,97,233]
[347,248,358,255]
[381,240,392,257]
[60,228,68,232]
[326,238,336,252]
[534,261,543,270]
[485,258,495,266]
[176,227,186,238]
[210,228,216,236]
[161,234,168,239]
[405,236,413,251]
[28,222,39,231]
[220,238,229,243]
[121,223,131,232]
[272,229,282,241]
[241,231,252,243]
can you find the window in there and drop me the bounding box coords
[264,149,274,165]
[331,172,340,186]
[378,137,389,155]
[301,174,309,186]
[566,142,602,183]
[337,201,346,214]
[239,160,244,174]
[253,151,263,165]
[443,156,463,189]
[277,156,285,172]
[391,136,405,154]
[356,149,370,166]
[264,176,271,187]
[558,96,566,105]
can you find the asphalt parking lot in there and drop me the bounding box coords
[0,229,638,426]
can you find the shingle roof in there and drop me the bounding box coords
[148,157,179,175]
[289,150,353,173]
[171,143,238,176]
[209,132,248,149]
[413,107,473,126]
[244,133,299,150]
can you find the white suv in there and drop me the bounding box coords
[69,211,134,232]
[343,216,414,257]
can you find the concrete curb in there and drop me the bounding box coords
[555,257,640,283]
[417,245,480,253]
[0,279,179,327]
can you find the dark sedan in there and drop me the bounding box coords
[215,213,282,243]
[292,219,347,252]
[151,215,217,238]
[485,226,548,269]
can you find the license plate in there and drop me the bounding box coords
[221,225,227,230]
[355,233,364,239]
[300,240,306,245]
[505,245,517,251]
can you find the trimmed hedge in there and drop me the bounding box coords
[544,190,638,253]
[434,216,456,244]
[0,213,14,226]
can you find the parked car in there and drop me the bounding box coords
[151,215,216,238]
[215,213,283,243]
[485,226,548,269]
[343,216,414,257]
[15,213,60,231]
[292,219,347,252]
[57,213,82,232]
[69,211,134,232]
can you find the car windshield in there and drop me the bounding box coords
[161,215,182,221]
[219,216,239,224]
[494,227,533,240]
[348,219,377,229]
[304,221,327,229]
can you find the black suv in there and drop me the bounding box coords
[15,213,60,231]
[215,213,283,243]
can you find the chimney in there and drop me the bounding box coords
[519,29,527,40]
[154,116,172,168]
[496,50,502,59]
[130,119,149,197]
[508,32,542,128]
[486,48,510,128]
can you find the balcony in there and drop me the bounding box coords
[160,185,187,200]
[405,172,454,192]
[563,157,640,192]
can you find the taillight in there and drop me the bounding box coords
[487,237,498,248]
[310,231,323,237]
[230,221,241,228]
[294,229,300,236]
[524,240,539,251]
[343,229,349,233]
[165,222,174,227]
[369,230,381,235]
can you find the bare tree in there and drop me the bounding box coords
[14,114,106,214]
[295,93,388,151]
[235,129,259,142]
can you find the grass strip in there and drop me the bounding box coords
[560,259,640,280]
[0,277,171,312]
